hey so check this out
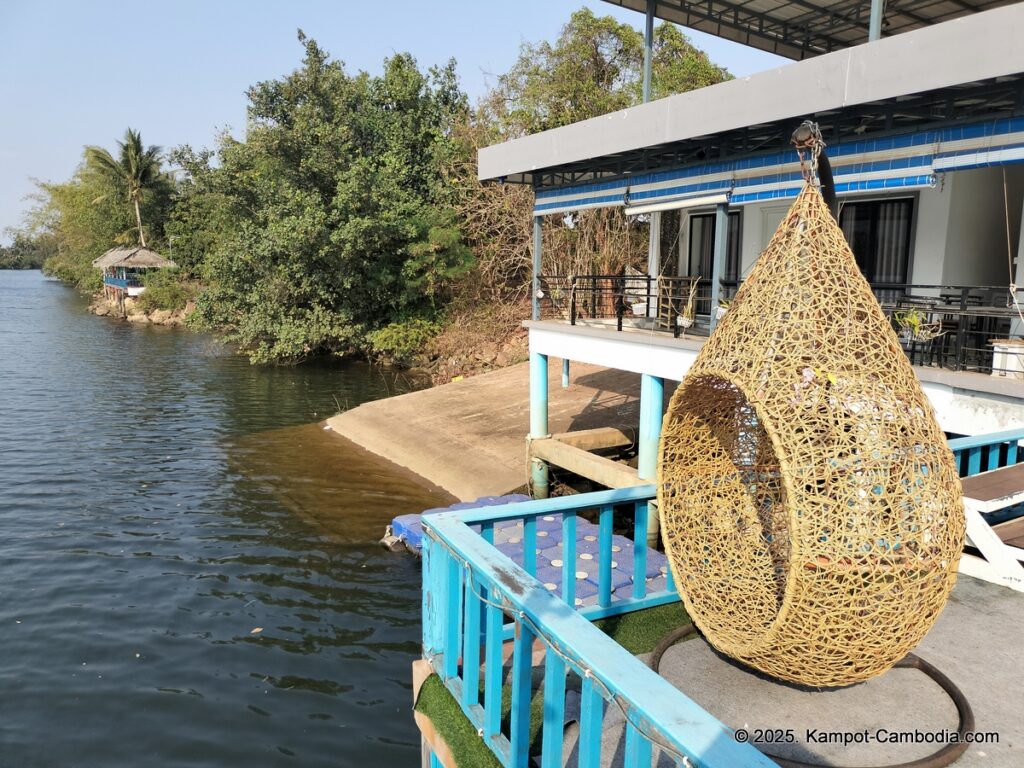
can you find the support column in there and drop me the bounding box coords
[642,1,654,103]
[709,202,729,332]
[643,1,658,313]
[561,358,570,389]
[638,373,665,546]
[529,351,550,498]
[532,216,542,321]
[869,0,884,42]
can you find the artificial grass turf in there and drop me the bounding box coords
[414,601,690,767]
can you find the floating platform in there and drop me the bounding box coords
[385,497,669,607]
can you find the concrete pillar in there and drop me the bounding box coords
[638,373,665,546]
[530,351,550,498]
[709,202,729,332]
[643,1,658,310]
[561,358,570,389]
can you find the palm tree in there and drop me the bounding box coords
[85,128,162,247]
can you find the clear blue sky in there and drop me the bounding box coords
[0,0,787,244]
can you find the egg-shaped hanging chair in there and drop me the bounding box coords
[657,182,965,687]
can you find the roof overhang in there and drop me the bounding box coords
[601,0,1018,60]
[479,4,1024,188]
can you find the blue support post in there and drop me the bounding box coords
[530,351,550,499]
[561,512,577,607]
[541,653,567,768]
[638,373,665,546]
[510,622,536,766]
[578,676,603,768]
[709,202,729,333]
[483,586,503,740]
[598,505,613,608]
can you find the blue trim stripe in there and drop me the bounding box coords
[534,116,1024,215]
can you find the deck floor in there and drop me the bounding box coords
[563,575,1023,767]
[327,362,668,500]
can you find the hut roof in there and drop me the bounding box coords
[92,247,176,269]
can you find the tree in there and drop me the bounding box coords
[451,9,731,296]
[180,33,473,363]
[85,128,163,247]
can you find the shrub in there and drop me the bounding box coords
[137,269,196,312]
[367,318,441,365]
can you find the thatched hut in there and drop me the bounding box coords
[94,247,175,303]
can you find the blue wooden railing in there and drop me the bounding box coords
[421,427,1024,767]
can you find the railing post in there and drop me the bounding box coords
[956,287,968,371]
[570,276,577,325]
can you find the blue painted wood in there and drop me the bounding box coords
[454,486,657,525]
[665,565,675,593]
[561,513,577,607]
[541,652,567,768]
[510,622,536,767]
[423,515,776,768]
[947,428,1024,452]
[1009,441,1019,465]
[632,501,648,599]
[988,444,1002,471]
[524,517,538,577]
[429,749,442,768]
[483,586,504,740]
[578,676,603,768]
[625,720,653,767]
[598,505,613,608]
[462,576,482,710]
[482,520,495,545]
[444,555,462,679]
[968,447,982,476]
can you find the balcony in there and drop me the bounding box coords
[538,277,1024,377]
[419,430,1024,767]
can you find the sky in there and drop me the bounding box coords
[0,0,788,244]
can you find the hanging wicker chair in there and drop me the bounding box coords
[658,183,965,687]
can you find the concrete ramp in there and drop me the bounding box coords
[326,362,651,500]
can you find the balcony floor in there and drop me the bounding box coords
[563,575,1022,767]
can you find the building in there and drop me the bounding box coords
[416,3,1024,767]
[93,246,176,307]
[477,2,1024,497]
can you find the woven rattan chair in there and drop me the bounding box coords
[658,183,964,687]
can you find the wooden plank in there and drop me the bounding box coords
[540,653,567,768]
[577,677,604,768]
[456,485,656,525]
[531,438,645,489]
[961,463,1024,512]
[549,427,634,451]
[510,622,536,767]
[598,506,613,608]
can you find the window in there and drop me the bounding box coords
[838,198,914,286]
[688,211,741,284]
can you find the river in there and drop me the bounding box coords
[0,270,452,767]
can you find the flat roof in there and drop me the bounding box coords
[603,0,1019,60]
[480,4,1024,187]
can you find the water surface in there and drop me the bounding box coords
[0,270,450,766]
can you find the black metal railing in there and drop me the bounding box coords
[537,276,1023,374]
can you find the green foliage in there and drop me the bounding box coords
[136,269,196,313]
[85,128,167,247]
[183,33,473,364]
[367,317,441,364]
[0,232,55,269]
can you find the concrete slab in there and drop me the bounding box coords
[563,575,1023,767]
[326,362,666,501]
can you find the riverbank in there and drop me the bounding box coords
[88,293,194,326]
[326,360,657,500]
